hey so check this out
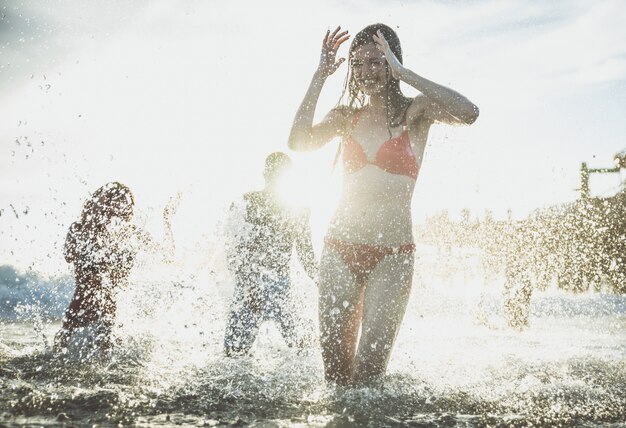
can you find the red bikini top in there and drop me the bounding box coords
[343,109,419,180]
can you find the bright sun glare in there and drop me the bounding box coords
[274,151,343,246]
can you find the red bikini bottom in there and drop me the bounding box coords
[324,236,416,284]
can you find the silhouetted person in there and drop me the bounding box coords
[54,182,178,353]
[224,152,317,356]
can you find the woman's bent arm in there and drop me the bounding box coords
[288,27,350,151]
[373,30,479,125]
[399,68,479,125]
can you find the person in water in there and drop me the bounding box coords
[224,152,318,356]
[288,24,479,385]
[54,182,178,353]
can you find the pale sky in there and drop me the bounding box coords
[1,0,626,274]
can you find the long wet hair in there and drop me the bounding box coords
[81,182,135,225]
[340,23,412,134]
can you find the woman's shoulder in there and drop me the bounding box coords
[331,105,357,115]
[330,105,360,121]
[325,105,359,131]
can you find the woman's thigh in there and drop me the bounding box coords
[354,251,414,381]
[318,246,362,331]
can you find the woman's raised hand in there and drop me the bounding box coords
[373,30,403,80]
[317,26,350,79]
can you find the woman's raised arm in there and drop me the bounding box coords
[373,30,479,126]
[288,27,350,151]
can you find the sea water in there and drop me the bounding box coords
[1,249,625,427]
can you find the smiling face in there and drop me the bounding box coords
[350,43,388,96]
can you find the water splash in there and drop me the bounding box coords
[2,196,626,426]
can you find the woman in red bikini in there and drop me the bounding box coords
[288,24,479,385]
